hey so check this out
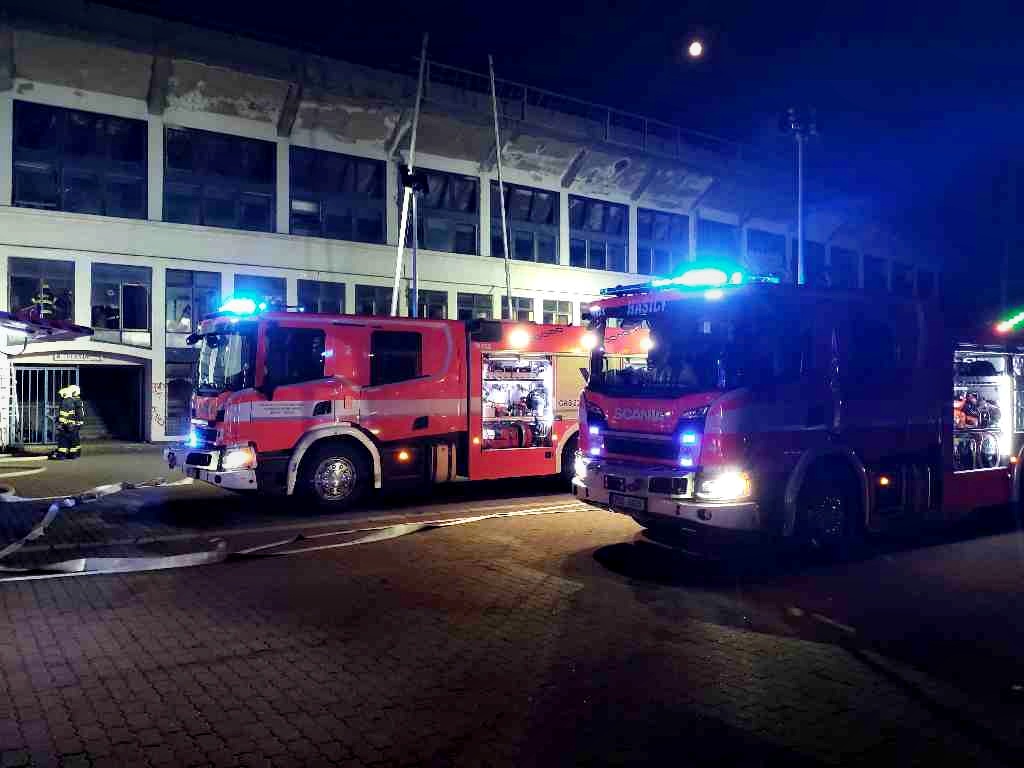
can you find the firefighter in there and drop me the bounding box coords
[51,384,85,460]
[32,282,56,321]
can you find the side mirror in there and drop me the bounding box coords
[186,332,201,346]
[579,367,590,383]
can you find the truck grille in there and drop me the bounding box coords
[604,434,678,461]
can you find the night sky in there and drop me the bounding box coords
[108,0,1024,306]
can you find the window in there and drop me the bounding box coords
[829,247,859,291]
[501,296,534,321]
[891,262,914,297]
[164,127,275,232]
[13,101,147,218]
[91,263,152,346]
[745,229,787,280]
[234,275,286,307]
[490,182,559,264]
[864,256,888,293]
[698,219,739,261]
[543,300,573,325]
[568,196,628,271]
[416,169,478,255]
[290,148,385,243]
[266,327,327,386]
[370,331,422,386]
[406,289,447,319]
[637,209,688,276]
[298,280,345,314]
[355,285,393,316]
[457,293,493,321]
[166,270,221,344]
[9,258,75,322]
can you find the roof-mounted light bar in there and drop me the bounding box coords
[599,265,782,297]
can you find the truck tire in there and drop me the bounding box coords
[796,462,863,557]
[560,434,579,485]
[301,442,369,510]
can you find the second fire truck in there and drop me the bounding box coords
[572,266,1024,553]
[166,299,639,508]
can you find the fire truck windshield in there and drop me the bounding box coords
[590,298,786,397]
[194,325,257,395]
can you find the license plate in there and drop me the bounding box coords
[609,493,646,512]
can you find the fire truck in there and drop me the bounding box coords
[572,266,1024,554]
[165,298,638,508]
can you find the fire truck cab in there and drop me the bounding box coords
[165,299,611,508]
[573,267,1024,554]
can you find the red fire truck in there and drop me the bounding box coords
[165,299,638,508]
[572,266,1024,554]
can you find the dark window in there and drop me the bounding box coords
[457,293,493,321]
[542,300,573,325]
[891,262,914,297]
[406,289,447,319]
[91,263,152,346]
[697,219,739,261]
[166,270,221,342]
[864,256,888,293]
[234,275,286,307]
[290,147,385,243]
[745,229,788,281]
[568,196,628,272]
[637,209,688,276]
[164,127,275,232]
[501,296,534,321]
[415,169,478,255]
[267,328,327,386]
[298,280,345,314]
[490,182,559,263]
[12,101,147,218]
[9,258,75,322]
[793,240,827,287]
[829,247,859,290]
[370,331,422,386]
[355,285,393,316]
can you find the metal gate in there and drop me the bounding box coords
[15,366,79,445]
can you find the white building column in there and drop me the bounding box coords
[627,205,638,273]
[147,116,164,221]
[74,255,92,329]
[276,140,289,234]
[150,265,167,442]
[386,160,400,246]
[286,275,298,307]
[221,268,235,301]
[688,211,698,262]
[559,191,570,266]
[480,179,492,258]
[0,91,12,207]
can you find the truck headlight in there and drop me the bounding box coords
[574,452,589,479]
[221,445,257,471]
[696,469,752,501]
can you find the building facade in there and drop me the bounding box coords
[0,1,942,443]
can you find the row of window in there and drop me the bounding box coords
[11,101,938,289]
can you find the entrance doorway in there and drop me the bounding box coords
[14,366,78,444]
[78,366,144,441]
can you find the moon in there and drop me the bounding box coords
[688,40,704,58]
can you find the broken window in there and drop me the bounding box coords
[414,169,479,255]
[491,182,559,264]
[568,195,628,272]
[91,263,152,347]
[12,101,147,219]
[637,209,689,276]
[164,127,275,232]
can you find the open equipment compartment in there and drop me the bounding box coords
[952,349,1012,471]
[481,353,554,450]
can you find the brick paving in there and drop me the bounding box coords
[0,509,1020,767]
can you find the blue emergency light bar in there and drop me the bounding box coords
[218,297,265,315]
[599,266,781,297]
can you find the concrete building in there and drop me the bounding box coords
[0,1,941,444]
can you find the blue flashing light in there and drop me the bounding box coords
[704,289,724,300]
[589,446,602,457]
[681,431,698,445]
[729,271,744,285]
[680,457,694,468]
[588,425,601,436]
[186,429,200,449]
[218,297,258,315]
[650,265,744,290]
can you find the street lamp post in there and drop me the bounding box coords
[781,107,817,285]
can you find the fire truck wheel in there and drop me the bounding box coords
[302,442,369,509]
[560,435,579,484]
[796,463,863,556]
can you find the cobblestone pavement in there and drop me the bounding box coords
[2,509,1023,767]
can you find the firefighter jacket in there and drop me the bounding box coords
[57,389,85,429]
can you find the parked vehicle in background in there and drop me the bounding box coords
[165,299,642,508]
[572,266,1024,555]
